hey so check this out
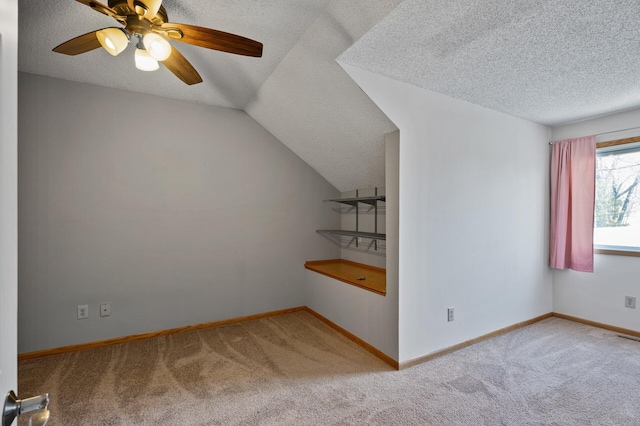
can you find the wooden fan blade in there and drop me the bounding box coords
[160,23,263,57]
[161,46,203,85]
[127,0,162,19]
[75,0,122,21]
[52,31,101,56]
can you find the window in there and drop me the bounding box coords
[594,141,640,252]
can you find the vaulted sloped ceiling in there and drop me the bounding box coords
[18,0,400,192]
[18,1,640,192]
[246,1,402,191]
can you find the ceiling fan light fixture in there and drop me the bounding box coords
[135,48,159,71]
[134,5,148,17]
[53,0,262,85]
[143,32,171,61]
[132,0,161,19]
[96,28,129,56]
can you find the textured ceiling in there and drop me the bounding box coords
[339,0,640,126]
[18,1,640,192]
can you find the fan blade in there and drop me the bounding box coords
[127,0,162,19]
[75,0,123,21]
[53,31,101,56]
[161,46,203,85]
[160,23,263,57]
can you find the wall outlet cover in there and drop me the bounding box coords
[100,303,111,317]
[625,296,636,309]
[447,307,454,322]
[77,304,89,320]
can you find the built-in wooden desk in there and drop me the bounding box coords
[304,259,386,296]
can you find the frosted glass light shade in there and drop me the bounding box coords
[143,33,171,61]
[96,28,129,56]
[135,48,159,71]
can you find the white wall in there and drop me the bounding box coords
[0,0,19,396]
[340,64,552,362]
[18,73,340,353]
[305,132,399,360]
[552,109,640,332]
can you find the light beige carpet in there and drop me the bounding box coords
[18,311,640,425]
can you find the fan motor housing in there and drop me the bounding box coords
[108,0,169,25]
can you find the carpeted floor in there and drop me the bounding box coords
[18,311,640,425]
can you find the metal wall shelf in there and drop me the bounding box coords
[323,195,386,207]
[317,230,386,251]
[317,230,386,240]
[318,189,386,251]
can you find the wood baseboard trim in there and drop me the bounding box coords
[552,312,640,338]
[399,313,554,370]
[18,307,307,361]
[18,306,400,369]
[301,306,399,370]
[30,310,615,371]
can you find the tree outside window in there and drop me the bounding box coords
[594,144,640,250]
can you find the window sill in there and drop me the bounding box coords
[594,248,640,257]
[304,259,386,295]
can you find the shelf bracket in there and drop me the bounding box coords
[347,236,357,248]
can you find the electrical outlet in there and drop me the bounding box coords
[447,307,454,322]
[625,296,636,309]
[77,304,89,320]
[100,303,111,317]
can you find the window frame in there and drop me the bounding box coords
[594,136,640,257]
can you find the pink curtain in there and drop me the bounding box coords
[550,136,596,272]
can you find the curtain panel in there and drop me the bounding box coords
[549,136,596,272]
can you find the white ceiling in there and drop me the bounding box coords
[340,0,640,126]
[18,0,640,191]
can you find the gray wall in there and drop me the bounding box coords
[18,73,340,353]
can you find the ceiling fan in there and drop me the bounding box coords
[52,0,263,85]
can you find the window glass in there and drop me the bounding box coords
[594,142,640,251]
